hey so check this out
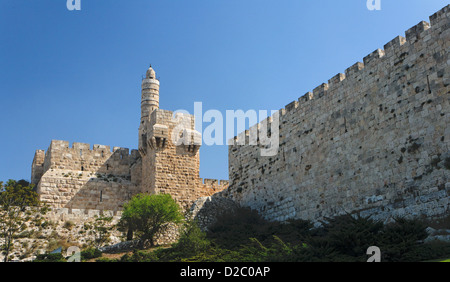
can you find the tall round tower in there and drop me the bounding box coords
[141,65,160,122]
[139,65,160,154]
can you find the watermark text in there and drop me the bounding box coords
[67,0,81,11]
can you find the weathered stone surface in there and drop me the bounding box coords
[30,66,229,245]
[227,5,450,224]
[31,67,228,217]
[190,191,240,231]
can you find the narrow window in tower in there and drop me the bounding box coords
[100,191,103,202]
[106,164,110,170]
[81,166,84,171]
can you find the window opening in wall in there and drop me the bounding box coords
[81,166,84,171]
[427,75,432,94]
[106,164,110,170]
[100,191,103,202]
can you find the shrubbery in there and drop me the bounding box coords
[80,247,102,260]
[32,206,449,262]
[116,207,450,262]
[34,252,66,262]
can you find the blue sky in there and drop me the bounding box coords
[0,0,447,183]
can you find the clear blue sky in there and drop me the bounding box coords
[0,0,447,183]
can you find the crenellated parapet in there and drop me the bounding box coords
[34,140,139,186]
[140,108,201,155]
[228,5,450,223]
[201,178,230,189]
[229,5,449,149]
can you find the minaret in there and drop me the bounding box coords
[141,65,160,120]
[139,65,160,154]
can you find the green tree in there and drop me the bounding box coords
[172,218,211,257]
[120,193,183,248]
[0,180,48,262]
[91,215,114,249]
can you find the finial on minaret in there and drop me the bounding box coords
[146,65,156,79]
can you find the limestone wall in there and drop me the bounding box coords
[141,109,228,209]
[43,207,123,224]
[31,150,45,186]
[39,140,139,178]
[227,5,450,223]
[37,169,140,210]
[33,140,141,210]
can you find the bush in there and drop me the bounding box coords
[113,208,450,262]
[316,214,384,261]
[120,193,183,247]
[63,221,75,230]
[120,249,159,262]
[80,247,102,260]
[34,253,66,262]
[207,207,312,250]
[95,257,118,262]
[378,217,429,262]
[172,220,211,257]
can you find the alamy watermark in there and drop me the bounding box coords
[66,246,81,262]
[171,102,280,157]
[67,1,380,12]
[67,0,81,11]
[367,0,381,11]
[367,246,381,262]
[63,245,380,262]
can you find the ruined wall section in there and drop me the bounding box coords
[228,5,450,222]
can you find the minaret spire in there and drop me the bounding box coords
[139,65,160,155]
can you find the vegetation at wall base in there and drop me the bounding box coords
[107,207,450,262]
[3,179,447,263]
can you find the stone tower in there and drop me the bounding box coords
[137,66,223,208]
[30,65,228,212]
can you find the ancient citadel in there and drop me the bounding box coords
[32,5,449,225]
[31,65,228,213]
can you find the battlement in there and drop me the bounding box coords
[272,4,449,119]
[48,140,137,156]
[33,140,140,186]
[201,178,229,188]
[227,5,449,148]
[228,5,450,223]
[150,108,196,125]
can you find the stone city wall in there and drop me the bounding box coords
[33,140,140,180]
[32,140,141,210]
[227,5,450,223]
[37,169,140,210]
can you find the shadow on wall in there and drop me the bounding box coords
[34,141,142,212]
